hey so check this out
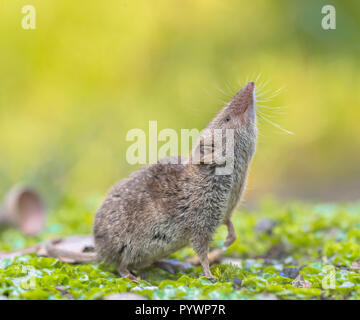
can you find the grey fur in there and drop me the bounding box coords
[93,82,257,280]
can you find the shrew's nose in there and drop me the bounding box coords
[247,81,255,91]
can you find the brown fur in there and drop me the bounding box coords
[93,82,257,280]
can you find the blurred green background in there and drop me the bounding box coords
[0,0,359,206]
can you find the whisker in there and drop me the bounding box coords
[256,108,286,116]
[256,109,281,119]
[256,79,270,93]
[256,83,283,97]
[257,85,286,100]
[255,73,262,84]
[250,72,256,82]
[214,85,232,99]
[256,88,275,98]
[236,78,243,88]
[257,104,288,110]
[256,110,277,119]
[257,113,294,135]
[225,81,236,96]
[256,98,279,103]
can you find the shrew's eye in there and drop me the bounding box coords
[225,115,231,122]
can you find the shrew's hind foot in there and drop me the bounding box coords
[117,264,139,282]
[205,274,218,283]
[154,259,193,274]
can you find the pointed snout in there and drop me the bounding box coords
[230,81,255,114]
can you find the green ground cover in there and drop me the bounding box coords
[1,197,360,300]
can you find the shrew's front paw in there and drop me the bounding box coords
[224,233,236,247]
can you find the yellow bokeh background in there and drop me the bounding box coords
[0,0,359,204]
